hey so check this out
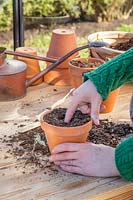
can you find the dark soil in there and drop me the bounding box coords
[3,127,56,173]
[43,108,91,127]
[70,60,102,68]
[110,38,133,51]
[2,119,133,174]
[88,119,133,147]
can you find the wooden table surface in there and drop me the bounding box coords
[0,82,132,200]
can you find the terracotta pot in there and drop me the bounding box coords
[100,88,120,113]
[47,29,78,61]
[40,109,92,153]
[43,68,72,86]
[15,47,43,86]
[69,57,104,88]
[44,29,79,86]
[69,57,120,113]
[44,54,80,86]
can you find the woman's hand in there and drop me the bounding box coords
[49,142,119,177]
[65,79,103,125]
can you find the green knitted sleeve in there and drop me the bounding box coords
[115,137,133,181]
[83,48,133,100]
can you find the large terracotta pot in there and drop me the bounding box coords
[88,31,133,61]
[15,47,43,86]
[44,29,79,86]
[40,109,92,153]
[69,57,120,113]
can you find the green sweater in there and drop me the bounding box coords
[83,48,133,181]
[83,48,133,100]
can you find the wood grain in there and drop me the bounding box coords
[85,183,133,200]
[0,82,132,200]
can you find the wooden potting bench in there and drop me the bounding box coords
[0,82,132,200]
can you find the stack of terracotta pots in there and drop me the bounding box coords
[44,29,79,86]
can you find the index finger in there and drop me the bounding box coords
[64,96,80,123]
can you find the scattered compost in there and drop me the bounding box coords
[2,127,56,174]
[1,118,133,174]
[110,38,133,51]
[88,119,133,147]
[70,60,102,68]
[43,108,91,127]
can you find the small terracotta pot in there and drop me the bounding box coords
[40,109,92,153]
[69,57,120,113]
[15,47,43,86]
[44,29,79,86]
[69,57,104,88]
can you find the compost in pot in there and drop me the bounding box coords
[43,108,91,127]
[70,60,102,68]
[40,108,92,152]
[110,38,133,51]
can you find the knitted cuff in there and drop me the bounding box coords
[83,48,133,100]
[115,137,133,181]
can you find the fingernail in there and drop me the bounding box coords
[51,149,55,154]
[92,117,99,125]
[95,120,99,125]
[49,156,53,162]
[64,117,69,123]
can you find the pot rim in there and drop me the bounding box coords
[88,31,133,53]
[40,109,92,130]
[88,31,133,40]
[69,57,105,70]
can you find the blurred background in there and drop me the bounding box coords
[0,0,133,58]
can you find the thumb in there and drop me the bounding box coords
[91,96,102,125]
